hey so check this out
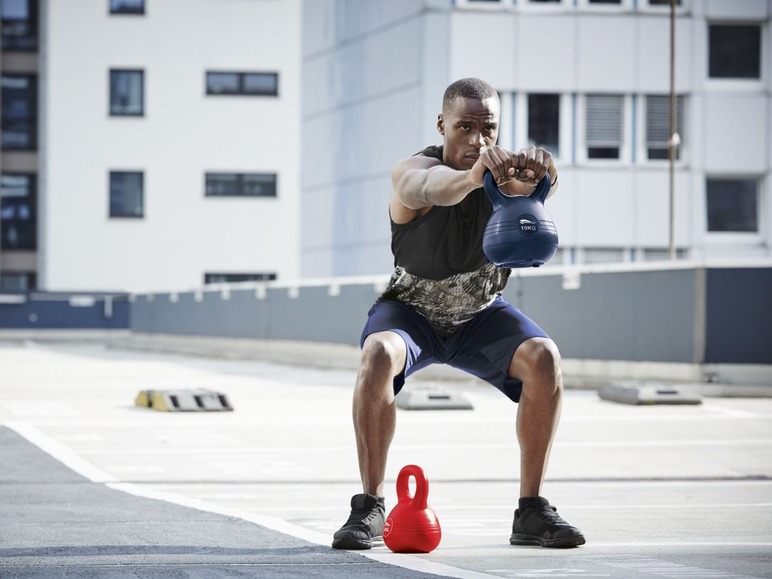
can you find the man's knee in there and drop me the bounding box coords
[512,338,562,386]
[360,332,406,378]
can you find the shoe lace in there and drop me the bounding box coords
[536,505,571,528]
[342,506,380,528]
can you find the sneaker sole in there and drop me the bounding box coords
[509,533,586,548]
[331,535,383,550]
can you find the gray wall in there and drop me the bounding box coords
[130,264,772,366]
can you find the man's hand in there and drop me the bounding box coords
[471,145,553,193]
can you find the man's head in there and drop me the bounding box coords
[437,78,501,170]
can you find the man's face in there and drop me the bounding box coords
[438,96,500,170]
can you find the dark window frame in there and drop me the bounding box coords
[0,271,36,291]
[1,73,37,151]
[109,68,145,117]
[585,93,625,161]
[109,171,145,219]
[645,94,686,161]
[204,273,277,285]
[1,0,38,52]
[527,93,561,158]
[706,177,759,233]
[205,172,278,198]
[205,71,279,97]
[1,172,37,250]
[109,0,145,15]
[708,23,762,80]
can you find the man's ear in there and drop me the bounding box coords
[437,114,445,135]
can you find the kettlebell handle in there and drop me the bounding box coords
[396,464,429,510]
[483,169,551,204]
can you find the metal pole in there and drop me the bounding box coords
[668,0,677,260]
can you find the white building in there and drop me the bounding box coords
[1,0,769,293]
[1,0,302,293]
[301,0,772,277]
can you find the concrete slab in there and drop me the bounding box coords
[1,342,771,578]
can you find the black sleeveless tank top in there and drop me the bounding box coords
[381,145,510,337]
[390,145,492,280]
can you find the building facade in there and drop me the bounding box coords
[1,0,302,293]
[1,0,769,293]
[301,0,771,277]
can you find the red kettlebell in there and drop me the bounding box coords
[482,170,559,268]
[383,465,442,553]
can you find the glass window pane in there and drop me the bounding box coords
[706,178,758,232]
[1,172,36,249]
[0,271,36,291]
[207,72,279,96]
[206,173,240,196]
[2,0,29,19]
[528,93,560,157]
[1,74,36,149]
[206,173,277,197]
[110,172,144,218]
[110,0,145,14]
[243,73,278,96]
[646,95,685,161]
[1,0,36,51]
[206,72,240,95]
[709,24,761,79]
[110,70,144,116]
[586,94,623,159]
[204,273,277,284]
[242,174,277,196]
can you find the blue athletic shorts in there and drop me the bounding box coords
[360,296,549,403]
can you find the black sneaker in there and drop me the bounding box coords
[332,493,385,550]
[510,496,586,548]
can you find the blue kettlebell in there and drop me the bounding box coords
[482,170,559,268]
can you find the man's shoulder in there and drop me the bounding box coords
[414,145,443,161]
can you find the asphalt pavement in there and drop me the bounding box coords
[1,340,771,578]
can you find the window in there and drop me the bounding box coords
[204,273,277,285]
[110,0,145,14]
[206,72,279,96]
[1,74,36,150]
[708,24,761,79]
[109,171,144,218]
[585,94,624,159]
[527,94,560,157]
[2,0,37,51]
[648,0,682,5]
[706,178,758,233]
[110,69,144,116]
[1,173,36,250]
[645,95,685,161]
[0,271,35,291]
[205,173,277,197]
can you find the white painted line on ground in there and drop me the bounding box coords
[6,422,118,483]
[3,421,500,579]
[584,541,772,548]
[108,483,502,579]
[73,439,772,456]
[5,412,772,428]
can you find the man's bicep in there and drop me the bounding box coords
[391,156,441,210]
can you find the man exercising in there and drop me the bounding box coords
[332,77,585,550]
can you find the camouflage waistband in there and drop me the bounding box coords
[380,263,510,337]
